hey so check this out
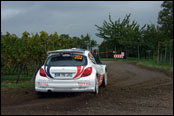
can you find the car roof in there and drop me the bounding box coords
[47,48,88,55]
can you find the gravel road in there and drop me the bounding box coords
[1,61,173,115]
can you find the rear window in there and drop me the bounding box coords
[45,53,87,66]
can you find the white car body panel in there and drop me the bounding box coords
[35,48,106,93]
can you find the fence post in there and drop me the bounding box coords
[164,43,167,63]
[106,47,108,58]
[157,41,160,63]
[138,44,140,60]
[170,43,173,65]
[126,47,128,58]
[16,64,23,84]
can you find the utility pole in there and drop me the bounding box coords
[106,47,108,58]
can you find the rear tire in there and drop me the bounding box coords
[94,76,99,95]
[102,71,107,87]
[36,92,45,98]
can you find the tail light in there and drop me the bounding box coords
[81,67,92,77]
[40,68,47,77]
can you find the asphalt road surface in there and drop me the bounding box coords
[1,61,173,115]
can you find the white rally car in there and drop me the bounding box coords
[35,48,107,94]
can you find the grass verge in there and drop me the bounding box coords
[101,57,173,71]
[1,81,34,88]
[1,74,34,88]
[137,59,173,71]
[1,74,32,81]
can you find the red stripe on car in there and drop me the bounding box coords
[73,66,85,79]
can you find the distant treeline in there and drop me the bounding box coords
[95,1,173,65]
[1,32,97,81]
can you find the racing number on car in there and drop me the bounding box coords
[74,55,83,60]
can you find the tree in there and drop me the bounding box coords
[1,31,98,82]
[158,1,173,39]
[95,13,146,58]
[158,1,173,64]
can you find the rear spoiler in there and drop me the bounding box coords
[47,50,85,55]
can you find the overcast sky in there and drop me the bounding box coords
[1,1,163,44]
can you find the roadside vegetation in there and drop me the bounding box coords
[1,1,173,87]
[1,32,97,83]
[101,57,173,71]
[1,74,34,88]
[1,81,34,88]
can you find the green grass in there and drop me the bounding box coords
[1,74,32,81]
[137,59,173,71]
[101,57,173,71]
[1,74,34,88]
[1,81,34,88]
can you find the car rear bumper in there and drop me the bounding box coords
[35,78,95,93]
[35,87,94,92]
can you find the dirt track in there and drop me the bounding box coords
[1,61,173,115]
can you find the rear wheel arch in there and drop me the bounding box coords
[94,74,99,95]
[101,70,107,87]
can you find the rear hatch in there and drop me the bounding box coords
[44,53,87,80]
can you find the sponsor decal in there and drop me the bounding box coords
[73,66,85,79]
[78,82,91,86]
[38,82,48,87]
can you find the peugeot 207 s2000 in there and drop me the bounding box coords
[35,48,107,94]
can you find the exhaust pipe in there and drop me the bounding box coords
[48,90,52,94]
